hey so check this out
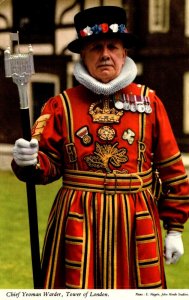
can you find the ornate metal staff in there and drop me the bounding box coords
[4,32,42,288]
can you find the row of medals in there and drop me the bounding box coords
[113,93,152,114]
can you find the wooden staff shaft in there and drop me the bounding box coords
[20,108,42,289]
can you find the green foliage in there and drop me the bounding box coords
[0,170,60,288]
[0,170,189,289]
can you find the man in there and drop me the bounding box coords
[12,6,189,289]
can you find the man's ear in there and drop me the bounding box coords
[122,49,127,63]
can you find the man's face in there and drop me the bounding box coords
[81,38,127,83]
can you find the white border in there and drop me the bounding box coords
[0,289,189,300]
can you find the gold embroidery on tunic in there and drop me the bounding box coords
[137,141,147,163]
[89,96,123,123]
[98,126,116,141]
[84,142,128,172]
[65,143,77,163]
[32,114,51,141]
[122,129,135,145]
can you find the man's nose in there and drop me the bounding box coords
[101,46,110,59]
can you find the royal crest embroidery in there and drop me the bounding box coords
[84,142,128,172]
[122,129,135,145]
[98,126,116,141]
[75,126,93,146]
[89,96,123,123]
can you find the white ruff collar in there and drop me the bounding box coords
[73,56,137,95]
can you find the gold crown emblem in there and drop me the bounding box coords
[89,97,123,123]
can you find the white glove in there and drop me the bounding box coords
[164,231,184,264]
[13,138,39,167]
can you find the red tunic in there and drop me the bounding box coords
[12,83,189,289]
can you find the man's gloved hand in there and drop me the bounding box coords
[13,138,39,167]
[164,231,184,264]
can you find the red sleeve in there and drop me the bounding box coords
[12,94,65,185]
[152,94,189,231]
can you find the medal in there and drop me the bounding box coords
[76,126,93,146]
[137,104,145,112]
[113,92,124,110]
[136,96,145,113]
[123,94,130,110]
[123,101,130,110]
[144,97,152,113]
[130,95,136,112]
[145,105,152,113]
[115,101,124,109]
